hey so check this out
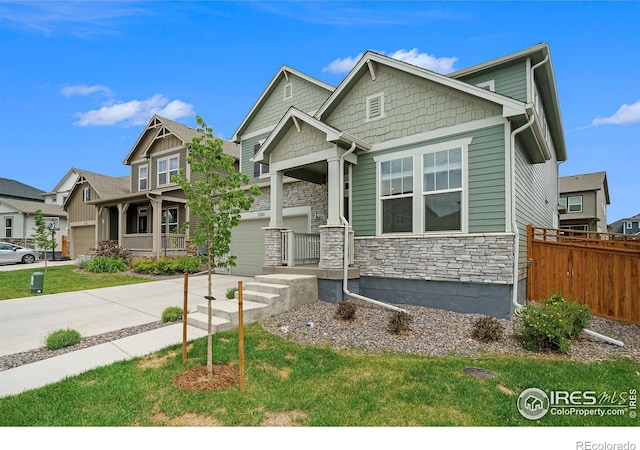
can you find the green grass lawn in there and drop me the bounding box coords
[0,324,637,427]
[0,265,152,300]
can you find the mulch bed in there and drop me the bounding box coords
[173,364,240,392]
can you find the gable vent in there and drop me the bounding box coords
[366,92,385,122]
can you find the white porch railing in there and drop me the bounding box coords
[281,231,320,266]
[122,233,186,251]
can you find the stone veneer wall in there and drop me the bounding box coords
[250,180,327,233]
[354,233,515,285]
[319,225,345,270]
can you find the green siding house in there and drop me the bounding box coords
[231,43,567,318]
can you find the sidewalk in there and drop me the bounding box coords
[0,271,253,397]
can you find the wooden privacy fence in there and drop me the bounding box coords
[527,225,640,324]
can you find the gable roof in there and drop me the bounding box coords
[254,107,371,164]
[63,169,130,208]
[123,115,239,164]
[315,50,527,122]
[0,198,67,217]
[231,66,335,142]
[0,178,45,202]
[41,167,80,196]
[450,42,566,161]
[559,171,610,204]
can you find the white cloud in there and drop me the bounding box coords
[387,49,458,74]
[321,48,458,74]
[592,100,640,126]
[61,84,112,97]
[73,94,194,126]
[322,53,364,73]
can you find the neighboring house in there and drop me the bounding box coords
[0,177,68,253]
[42,167,81,205]
[0,198,68,251]
[63,169,129,259]
[230,42,567,318]
[82,115,240,259]
[558,171,609,232]
[609,214,640,235]
[0,177,46,202]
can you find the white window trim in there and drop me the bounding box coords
[138,164,149,191]
[4,217,12,238]
[365,92,385,123]
[157,155,179,187]
[476,80,495,92]
[82,187,91,202]
[256,139,269,178]
[283,82,293,100]
[161,207,179,234]
[567,195,583,213]
[374,137,471,236]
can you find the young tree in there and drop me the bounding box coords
[173,116,260,377]
[33,209,55,272]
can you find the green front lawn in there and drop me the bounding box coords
[0,265,152,300]
[0,325,637,426]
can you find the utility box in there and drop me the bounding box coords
[30,272,44,294]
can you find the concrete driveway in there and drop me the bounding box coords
[0,266,253,356]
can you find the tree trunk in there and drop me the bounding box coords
[207,262,213,378]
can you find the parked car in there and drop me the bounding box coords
[0,242,38,264]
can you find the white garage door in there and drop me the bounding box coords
[71,225,95,259]
[230,215,309,276]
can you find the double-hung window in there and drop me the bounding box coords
[377,138,469,235]
[158,156,179,186]
[5,218,12,238]
[161,207,178,234]
[423,148,462,232]
[380,156,413,233]
[138,165,148,191]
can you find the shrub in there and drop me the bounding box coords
[130,258,155,274]
[387,311,411,335]
[176,256,202,274]
[515,295,592,353]
[471,316,504,343]
[162,306,184,322]
[46,329,82,350]
[93,240,132,264]
[334,300,357,321]
[82,257,127,273]
[226,287,238,299]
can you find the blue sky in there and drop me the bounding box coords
[1,1,638,223]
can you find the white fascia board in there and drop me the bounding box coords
[254,108,343,163]
[316,51,526,120]
[123,114,160,165]
[449,43,549,78]
[270,147,357,173]
[231,66,334,142]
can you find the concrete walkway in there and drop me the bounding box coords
[0,265,253,397]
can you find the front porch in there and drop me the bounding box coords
[93,190,189,258]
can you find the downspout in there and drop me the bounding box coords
[339,142,407,313]
[511,57,623,346]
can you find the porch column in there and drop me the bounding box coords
[150,197,162,258]
[95,207,103,250]
[117,203,125,247]
[269,171,284,227]
[326,157,342,226]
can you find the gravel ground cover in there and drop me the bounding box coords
[2,299,638,372]
[260,299,640,363]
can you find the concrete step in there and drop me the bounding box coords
[196,299,270,325]
[186,313,234,333]
[239,290,280,305]
[242,281,289,296]
[255,273,316,286]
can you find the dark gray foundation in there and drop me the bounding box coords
[318,276,515,319]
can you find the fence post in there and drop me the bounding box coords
[526,225,533,303]
[287,230,295,267]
